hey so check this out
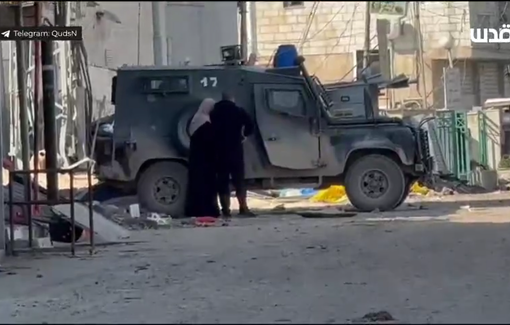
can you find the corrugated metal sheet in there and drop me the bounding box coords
[459,63,475,108]
[166,3,205,66]
[431,60,475,109]
[478,62,500,104]
[504,68,510,97]
[166,2,238,66]
[78,2,238,68]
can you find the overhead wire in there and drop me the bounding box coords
[420,1,468,108]
[298,1,321,52]
[266,1,320,67]
[306,4,346,41]
[335,35,378,82]
[411,2,426,100]
[312,3,360,75]
[262,31,372,45]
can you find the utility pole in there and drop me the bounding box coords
[152,1,167,66]
[239,1,248,62]
[32,0,42,216]
[413,1,428,108]
[0,36,5,257]
[14,4,32,231]
[363,1,372,70]
[137,2,142,65]
[249,1,258,56]
[42,4,59,200]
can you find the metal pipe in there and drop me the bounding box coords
[33,0,42,234]
[239,1,248,62]
[363,2,371,69]
[413,1,428,109]
[249,1,258,56]
[69,170,75,256]
[152,1,167,65]
[14,3,33,244]
[87,165,94,255]
[8,172,13,255]
[137,2,142,65]
[166,37,172,66]
[0,36,6,256]
[41,39,59,200]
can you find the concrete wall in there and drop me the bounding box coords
[75,1,238,118]
[254,2,510,107]
[77,1,238,69]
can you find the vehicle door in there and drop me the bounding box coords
[253,83,321,170]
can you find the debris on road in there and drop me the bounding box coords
[351,311,396,323]
[92,203,163,230]
[51,204,130,243]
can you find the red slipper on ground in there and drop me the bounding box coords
[194,216,218,226]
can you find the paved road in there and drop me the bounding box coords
[1,205,510,324]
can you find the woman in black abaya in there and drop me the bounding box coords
[184,98,220,218]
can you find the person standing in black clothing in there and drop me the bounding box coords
[184,98,220,218]
[210,92,255,217]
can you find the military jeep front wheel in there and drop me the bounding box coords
[137,161,188,217]
[345,154,406,212]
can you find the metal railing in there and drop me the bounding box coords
[6,158,95,256]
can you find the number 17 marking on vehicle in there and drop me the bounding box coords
[200,77,218,87]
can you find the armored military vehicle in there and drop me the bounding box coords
[93,45,432,216]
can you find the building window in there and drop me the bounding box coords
[142,76,189,94]
[267,89,305,116]
[283,1,304,9]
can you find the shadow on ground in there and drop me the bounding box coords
[1,218,510,323]
[248,195,510,222]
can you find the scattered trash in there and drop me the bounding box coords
[147,213,172,226]
[352,311,395,323]
[129,204,141,218]
[277,188,317,198]
[279,189,304,198]
[410,182,429,195]
[194,217,220,227]
[272,204,286,212]
[91,203,158,231]
[299,210,357,219]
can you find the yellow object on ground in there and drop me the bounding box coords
[309,185,349,203]
[310,182,430,204]
[410,182,429,195]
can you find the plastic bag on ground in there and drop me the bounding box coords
[410,182,429,195]
[309,185,348,204]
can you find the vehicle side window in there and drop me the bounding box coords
[267,89,305,116]
[141,76,189,94]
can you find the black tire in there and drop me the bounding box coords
[137,161,188,216]
[49,220,84,243]
[172,104,200,157]
[345,154,406,212]
[395,178,412,208]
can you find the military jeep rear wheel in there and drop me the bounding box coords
[345,154,406,212]
[137,161,188,217]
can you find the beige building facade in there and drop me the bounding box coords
[253,1,510,109]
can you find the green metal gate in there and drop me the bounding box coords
[436,110,471,181]
[477,111,489,168]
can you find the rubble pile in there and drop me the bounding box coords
[425,175,489,196]
[92,203,171,230]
